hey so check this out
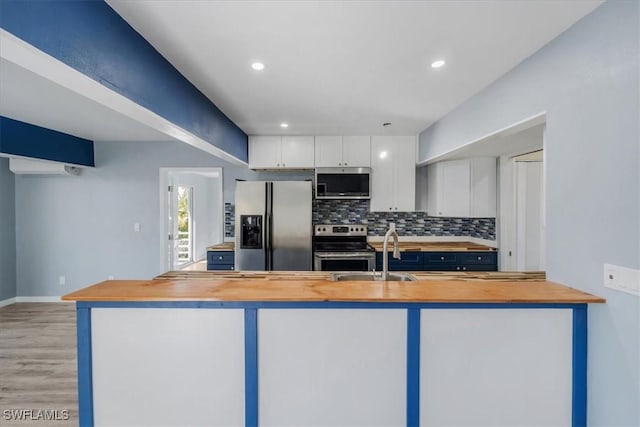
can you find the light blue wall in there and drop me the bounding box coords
[0,158,17,301]
[14,141,312,297]
[419,2,639,425]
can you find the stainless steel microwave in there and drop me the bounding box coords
[315,167,371,199]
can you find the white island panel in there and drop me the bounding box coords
[258,309,407,427]
[91,308,245,427]
[420,308,573,426]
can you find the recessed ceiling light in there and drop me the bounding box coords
[280,123,289,128]
[251,62,265,71]
[431,60,445,69]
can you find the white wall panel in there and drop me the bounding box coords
[420,309,572,426]
[258,309,406,427]
[92,308,244,427]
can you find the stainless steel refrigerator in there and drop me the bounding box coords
[235,181,312,271]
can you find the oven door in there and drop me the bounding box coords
[314,252,375,271]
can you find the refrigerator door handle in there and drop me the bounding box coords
[268,182,274,270]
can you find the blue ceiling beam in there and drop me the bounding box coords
[0,0,248,163]
[0,116,95,167]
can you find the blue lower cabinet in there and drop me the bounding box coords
[377,251,498,272]
[207,251,234,271]
[375,251,424,271]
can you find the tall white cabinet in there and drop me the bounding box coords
[426,157,497,217]
[314,136,371,167]
[370,136,416,212]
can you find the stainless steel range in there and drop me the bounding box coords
[313,224,375,271]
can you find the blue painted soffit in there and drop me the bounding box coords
[0,0,248,163]
[0,116,95,167]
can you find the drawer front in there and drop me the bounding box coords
[423,264,498,272]
[424,252,457,264]
[207,264,235,271]
[207,251,235,265]
[458,252,497,265]
[376,251,424,267]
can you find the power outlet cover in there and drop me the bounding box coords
[604,264,640,296]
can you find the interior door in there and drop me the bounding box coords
[515,160,545,271]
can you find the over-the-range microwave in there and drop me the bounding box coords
[315,167,371,199]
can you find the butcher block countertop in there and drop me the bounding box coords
[367,241,496,252]
[63,272,604,304]
[208,242,496,252]
[207,242,235,251]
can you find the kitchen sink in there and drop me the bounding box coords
[330,272,417,282]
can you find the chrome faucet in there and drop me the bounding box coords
[382,223,400,280]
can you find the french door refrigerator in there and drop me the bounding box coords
[235,181,312,271]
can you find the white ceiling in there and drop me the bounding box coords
[108,0,601,136]
[0,58,175,142]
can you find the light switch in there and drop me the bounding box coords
[604,264,640,296]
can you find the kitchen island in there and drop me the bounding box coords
[63,273,603,427]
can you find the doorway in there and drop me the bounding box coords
[159,168,224,272]
[497,125,545,271]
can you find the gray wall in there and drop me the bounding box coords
[0,158,16,301]
[419,2,639,425]
[15,141,313,297]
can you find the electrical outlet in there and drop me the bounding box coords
[604,264,640,296]
[58,275,66,286]
[108,275,114,280]
[134,222,141,233]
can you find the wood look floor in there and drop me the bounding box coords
[0,303,77,427]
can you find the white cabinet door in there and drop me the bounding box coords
[315,136,343,167]
[392,136,416,211]
[470,157,497,217]
[427,158,497,217]
[441,160,470,217]
[370,136,395,212]
[249,136,281,169]
[342,136,371,167]
[281,136,315,168]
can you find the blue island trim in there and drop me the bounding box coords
[406,309,421,427]
[76,307,94,427]
[74,301,589,427]
[572,305,588,427]
[244,309,259,427]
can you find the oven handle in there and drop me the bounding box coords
[314,252,375,259]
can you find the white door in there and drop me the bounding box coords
[249,136,281,168]
[315,136,343,167]
[392,136,416,211]
[174,185,194,268]
[515,160,545,271]
[342,136,371,167]
[281,136,315,168]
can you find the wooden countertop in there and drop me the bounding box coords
[207,242,234,251]
[154,270,545,282]
[207,242,496,252]
[368,241,496,252]
[63,274,604,304]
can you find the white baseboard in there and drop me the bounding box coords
[0,297,17,307]
[15,296,70,303]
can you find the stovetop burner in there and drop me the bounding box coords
[313,224,373,253]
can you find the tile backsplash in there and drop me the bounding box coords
[225,200,495,240]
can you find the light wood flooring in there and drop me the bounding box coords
[0,303,77,426]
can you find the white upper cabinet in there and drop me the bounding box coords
[314,136,371,167]
[370,136,416,212]
[426,157,496,217]
[249,135,314,169]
